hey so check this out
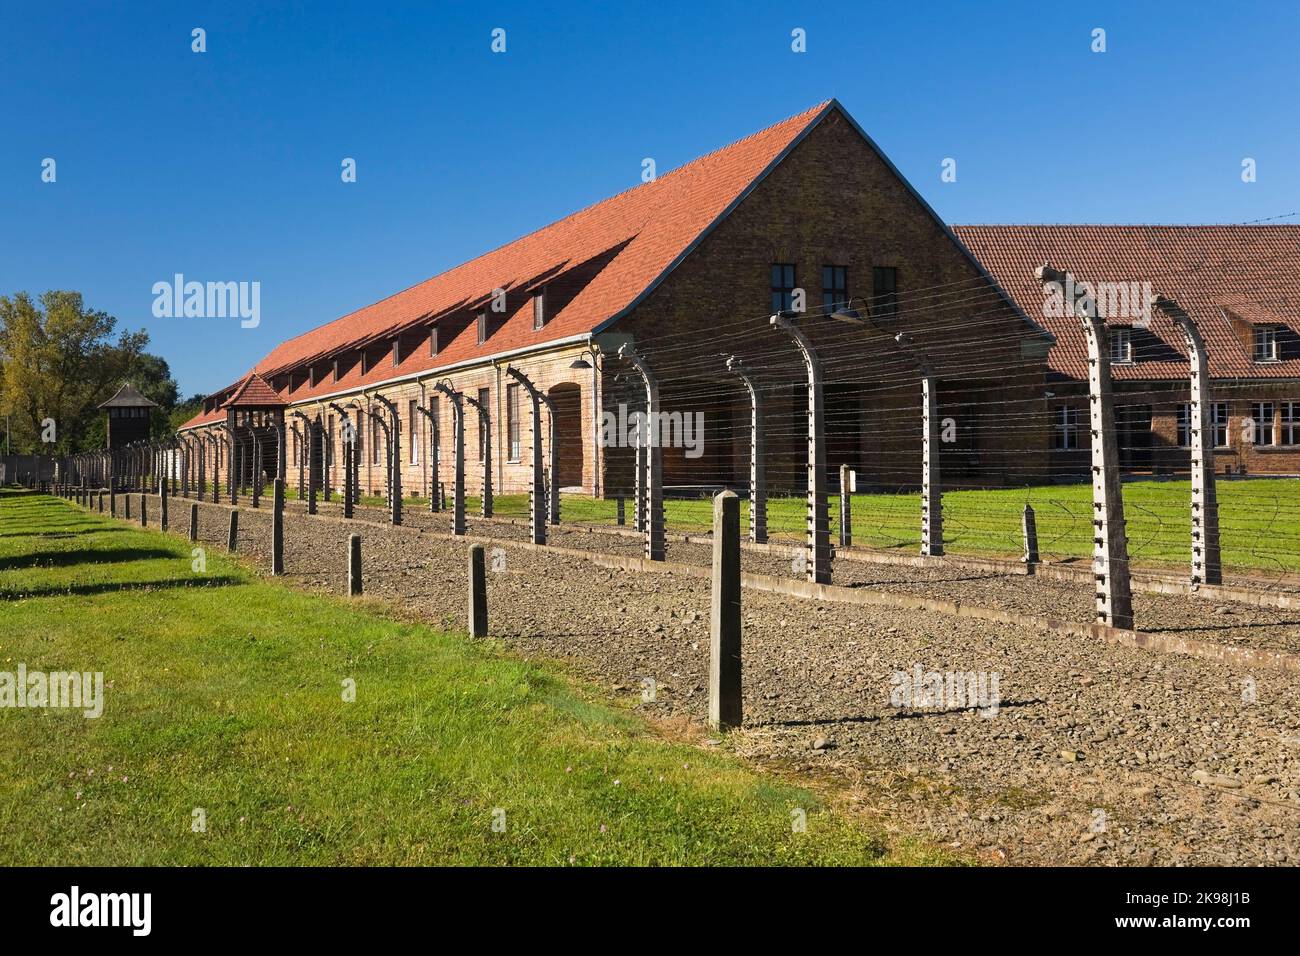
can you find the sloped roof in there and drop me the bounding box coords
[182,100,838,430]
[99,382,159,409]
[220,371,285,408]
[952,225,1300,381]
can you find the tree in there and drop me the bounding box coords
[0,291,178,453]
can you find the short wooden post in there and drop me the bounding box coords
[109,478,117,518]
[227,509,238,552]
[139,494,147,527]
[348,533,362,596]
[97,491,104,513]
[468,543,488,637]
[189,502,199,543]
[160,477,169,531]
[839,464,852,548]
[1022,504,1039,573]
[124,494,131,520]
[709,490,742,731]
[271,478,284,575]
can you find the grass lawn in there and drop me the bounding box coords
[268,476,1300,572]
[0,488,949,866]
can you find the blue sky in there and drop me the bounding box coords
[2,0,1296,396]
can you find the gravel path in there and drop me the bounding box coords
[140,493,1300,865]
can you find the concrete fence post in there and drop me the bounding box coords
[160,474,169,531]
[506,367,547,545]
[97,491,104,513]
[343,437,355,519]
[110,478,117,518]
[272,477,284,575]
[468,543,488,637]
[616,496,625,526]
[227,509,238,552]
[124,493,131,520]
[1038,265,1133,628]
[725,356,767,544]
[434,383,466,535]
[348,533,362,596]
[618,344,665,561]
[633,443,646,533]
[709,490,742,731]
[373,394,403,526]
[463,391,493,520]
[839,464,852,548]
[1156,296,1223,587]
[1022,504,1039,573]
[189,502,199,543]
[771,313,831,584]
[139,494,147,527]
[894,332,944,557]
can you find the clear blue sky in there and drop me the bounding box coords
[2,0,1296,397]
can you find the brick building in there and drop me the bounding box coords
[179,100,1054,499]
[956,226,1300,477]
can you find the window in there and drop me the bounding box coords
[533,288,546,330]
[476,312,487,345]
[1211,403,1229,448]
[770,263,797,313]
[506,384,521,461]
[478,387,490,461]
[1109,326,1133,364]
[1177,403,1192,448]
[822,266,848,310]
[408,399,420,464]
[1251,402,1275,446]
[429,324,440,357]
[1051,406,1079,450]
[1254,326,1280,362]
[1281,402,1300,446]
[871,266,898,319]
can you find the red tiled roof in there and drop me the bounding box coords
[953,225,1300,382]
[181,101,834,432]
[220,371,285,408]
[248,101,832,388]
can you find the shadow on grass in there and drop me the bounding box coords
[0,575,243,600]
[0,547,178,571]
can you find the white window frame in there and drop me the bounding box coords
[1254,326,1279,363]
[1176,403,1192,449]
[1052,405,1079,450]
[1251,401,1275,446]
[1211,402,1229,449]
[1281,401,1299,447]
[1109,326,1133,364]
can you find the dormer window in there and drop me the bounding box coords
[1254,326,1280,362]
[1109,326,1133,364]
[533,288,547,330]
[477,312,487,345]
[429,324,440,358]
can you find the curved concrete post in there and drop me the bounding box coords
[506,367,547,544]
[724,355,767,544]
[414,402,442,512]
[462,391,493,519]
[770,314,830,584]
[372,394,402,526]
[1155,295,1222,587]
[1037,265,1133,628]
[617,344,664,561]
[328,403,357,518]
[434,382,467,535]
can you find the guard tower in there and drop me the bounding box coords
[99,382,159,450]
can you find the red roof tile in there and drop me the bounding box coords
[220,371,285,408]
[243,101,835,397]
[952,225,1300,382]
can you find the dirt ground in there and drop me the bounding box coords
[140,491,1300,865]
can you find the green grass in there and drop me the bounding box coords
[0,488,950,866]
